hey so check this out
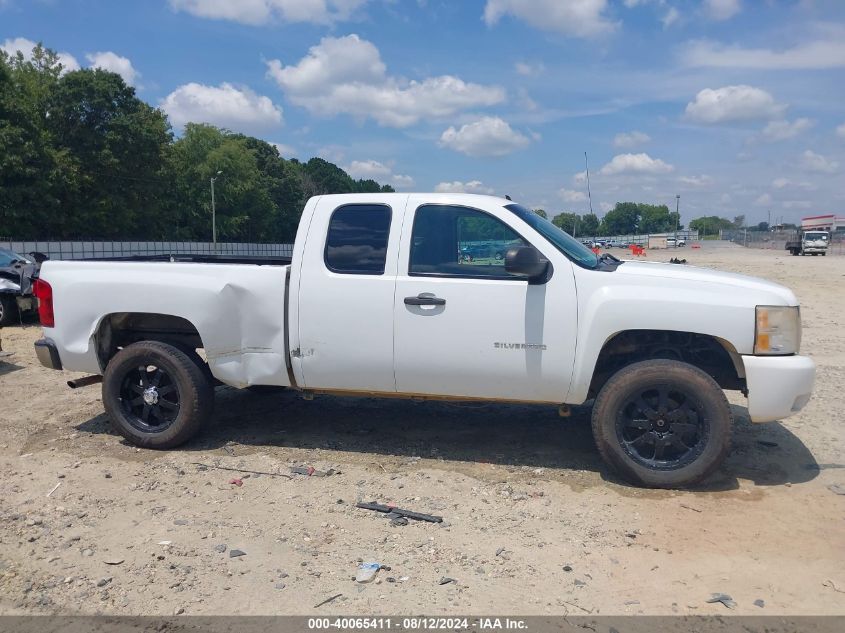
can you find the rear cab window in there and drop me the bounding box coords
[324,204,392,275]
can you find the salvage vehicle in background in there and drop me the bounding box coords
[32,193,815,488]
[785,230,829,256]
[0,248,40,326]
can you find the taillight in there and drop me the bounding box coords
[33,279,55,327]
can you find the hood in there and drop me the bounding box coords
[615,260,797,305]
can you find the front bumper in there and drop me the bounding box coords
[34,337,63,370]
[743,354,815,422]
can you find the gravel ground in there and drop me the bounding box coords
[0,241,843,616]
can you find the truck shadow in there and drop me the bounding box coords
[75,388,822,491]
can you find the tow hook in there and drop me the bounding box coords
[67,375,103,389]
[558,404,572,417]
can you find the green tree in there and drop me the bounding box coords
[46,68,172,237]
[0,44,65,236]
[579,213,599,236]
[602,202,640,234]
[689,216,735,235]
[552,212,579,235]
[533,208,547,219]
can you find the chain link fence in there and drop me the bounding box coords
[721,229,845,255]
[1,239,294,261]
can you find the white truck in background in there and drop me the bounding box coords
[785,230,830,256]
[33,193,815,488]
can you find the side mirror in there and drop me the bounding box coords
[505,246,549,283]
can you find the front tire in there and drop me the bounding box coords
[591,359,732,488]
[102,341,214,449]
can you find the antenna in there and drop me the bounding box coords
[584,152,594,216]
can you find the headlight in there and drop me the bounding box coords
[755,306,801,355]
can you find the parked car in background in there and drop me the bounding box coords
[0,248,41,326]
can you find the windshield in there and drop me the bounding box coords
[0,249,30,266]
[805,232,828,241]
[504,204,600,269]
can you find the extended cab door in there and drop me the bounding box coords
[292,195,407,392]
[393,198,578,402]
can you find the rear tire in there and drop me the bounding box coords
[102,341,214,449]
[591,359,732,488]
[0,295,18,326]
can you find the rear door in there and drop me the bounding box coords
[294,195,406,392]
[392,198,577,402]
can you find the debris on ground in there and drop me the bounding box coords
[356,501,443,523]
[229,478,243,487]
[190,462,292,479]
[438,577,456,585]
[754,599,765,608]
[827,483,845,496]
[706,593,737,609]
[104,558,124,565]
[389,515,409,527]
[669,257,687,264]
[355,562,381,583]
[291,466,339,477]
[314,593,343,608]
[229,549,246,558]
[562,565,573,572]
[680,503,703,513]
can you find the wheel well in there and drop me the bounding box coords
[588,330,745,399]
[95,312,204,370]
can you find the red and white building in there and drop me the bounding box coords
[802,214,845,232]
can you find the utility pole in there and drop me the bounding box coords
[210,170,222,248]
[674,194,680,248]
[767,209,771,231]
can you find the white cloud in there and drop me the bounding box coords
[434,180,495,194]
[703,0,740,21]
[800,150,839,174]
[684,85,785,124]
[160,82,283,132]
[85,51,140,86]
[759,118,814,142]
[168,0,368,25]
[266,35,504,128]
[272,142,297,157]
[598,153,674,176]
[754,193,772,207]
[837,123,845,139]
[679,174,713,187]
[483,0,616,38]
[782,200,812,210]
[344,159,414,189]
[1,37,79,72]
[613,130,650,148]
[439,116,531,157]
[661,6,680,28]
[345,159,391,179]
[559,187,587,202]
[514,61,544,76]
[683,37,845,70]
[772,177,790,189]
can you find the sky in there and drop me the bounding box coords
[2,0,844,226]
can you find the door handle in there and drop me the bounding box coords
[404,294,446,306]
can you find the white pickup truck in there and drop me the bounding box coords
[32,194,815,488]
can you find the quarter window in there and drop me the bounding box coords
[409,205,532,278]
[325,204,392,274]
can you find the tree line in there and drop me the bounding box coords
[0,45,394,242]
[541,202,682,237]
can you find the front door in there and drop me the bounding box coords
[393,200,577,402]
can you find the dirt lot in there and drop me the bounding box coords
[1,242,843,616]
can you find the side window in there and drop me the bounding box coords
[325,204,392,275]
[409,205,530,278]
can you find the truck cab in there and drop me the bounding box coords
[786,230,829,256]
